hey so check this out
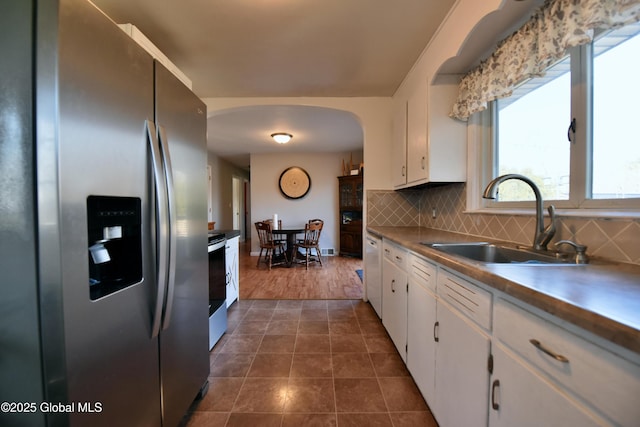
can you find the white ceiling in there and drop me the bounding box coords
[208,105,364,169]
[91,0,542,169]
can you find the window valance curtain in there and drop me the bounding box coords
[450,0,640,121]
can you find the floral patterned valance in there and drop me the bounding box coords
[450,0,640,121]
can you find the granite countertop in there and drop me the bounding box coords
[367,226,640,355]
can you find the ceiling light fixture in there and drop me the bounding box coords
[271,132,292,144]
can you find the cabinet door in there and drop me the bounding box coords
[407,86,428,184]
[407,278,437,405]
[392,101,408,187]
[340,231,362,256]
[225,237,239,307]
[426,75,467,182]
[382,258,408,361]
[339,179,354,207]
[490,345,604,427]
[435,300,490,427]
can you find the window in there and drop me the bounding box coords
[592,27,640,199]
[490,22,640,208]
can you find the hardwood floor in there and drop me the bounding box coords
[239,240,364,300]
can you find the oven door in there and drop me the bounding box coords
[208,239,226,314]
[208,238,227,349]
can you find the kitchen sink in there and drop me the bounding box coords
[421,242,576,265]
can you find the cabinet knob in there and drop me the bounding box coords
[391,279,396,293]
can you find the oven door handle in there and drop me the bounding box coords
[208,240,226,252]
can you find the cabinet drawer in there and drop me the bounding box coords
[437,269,491,331]
[408,253,436,294]
[383,240,407,270]
[495,297,640,427]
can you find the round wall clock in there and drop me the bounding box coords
[279,166,311,199]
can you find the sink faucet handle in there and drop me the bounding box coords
[537,205,557,250]
[546,205,556,232]
[555,240,588,264]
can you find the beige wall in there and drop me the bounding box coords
[249,151,362,255]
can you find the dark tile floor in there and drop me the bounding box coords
[181,299,438,427]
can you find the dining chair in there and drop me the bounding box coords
[264,218,283,229]
[255,221,288,270]
[264,218,285,246]
[292,219,323,269]
[296,219,324,243]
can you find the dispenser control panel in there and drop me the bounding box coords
[87,195,142,300]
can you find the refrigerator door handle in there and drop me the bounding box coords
[147,120,169,339]
[158,125,177,330]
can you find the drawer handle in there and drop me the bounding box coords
[433,321,439,342]
[529,339,569,363]
[391,279,396,293]
[491,380,500,410]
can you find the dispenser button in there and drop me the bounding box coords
[103,225,123,240]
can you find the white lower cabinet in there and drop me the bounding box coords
[379,239,640,427]
[434,282,491,427]
[225,236,239,307]
[382,241,408,361]
[494,297,640,427]
[490,343,604,427]
[407,254,437,404]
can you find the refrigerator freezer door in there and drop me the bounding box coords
[154,63,209,427]
[54,0,161,425]
[0,2,47,426]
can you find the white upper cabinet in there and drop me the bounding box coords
[392,75,467,189]
[426,75,467,182]
[392,101,408,187]
[406,85,428,184]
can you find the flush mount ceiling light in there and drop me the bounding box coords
[271,132,292,144]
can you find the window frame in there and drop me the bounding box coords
[475,36,640,214]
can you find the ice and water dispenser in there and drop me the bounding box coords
[87,196,142,300]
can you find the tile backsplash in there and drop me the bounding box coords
[368,184,640,265]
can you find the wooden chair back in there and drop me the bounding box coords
[264,218,283,229]
[301,220,323,246]
[255,221,275,247]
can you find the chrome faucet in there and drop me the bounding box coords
[482,174,556,251]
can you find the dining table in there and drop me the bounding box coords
[271,227,305,265]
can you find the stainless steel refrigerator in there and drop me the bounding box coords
[0,0,209,426]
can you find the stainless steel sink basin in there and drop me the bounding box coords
[422,242,575,265]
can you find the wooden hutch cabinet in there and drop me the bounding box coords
[338,174,363,258]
